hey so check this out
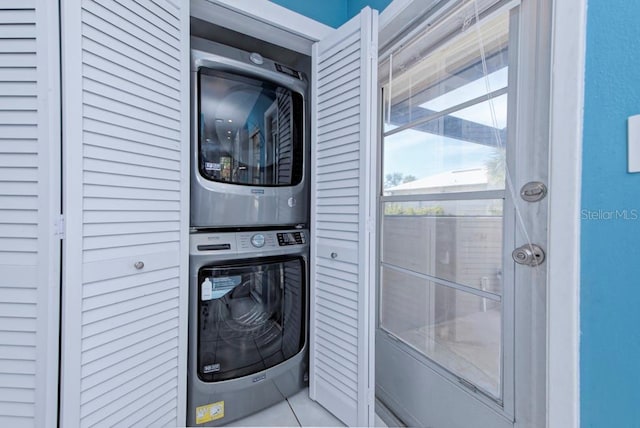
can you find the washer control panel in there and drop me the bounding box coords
[277,231,306,246]
[192,229,308,255]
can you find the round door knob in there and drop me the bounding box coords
[330,252,338,259]
[134,261,145,270]
[512,244,545,267]
[513,248,531,263]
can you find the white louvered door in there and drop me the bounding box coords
[60,1,189,426]
[310,8,378,428]
[0,1,60,427]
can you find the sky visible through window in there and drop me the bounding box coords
[384,127,501,180]
[384,66,508,182]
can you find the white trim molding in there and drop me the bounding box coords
[546,0,586,427]
[60,0,85,423]
[35,0,62,425]
[177,0,191,421]
[191,0,333,54]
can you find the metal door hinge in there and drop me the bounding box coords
[370,43,378,59]
[366,217,375,233]
[55,214,64,239]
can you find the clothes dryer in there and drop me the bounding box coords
[191,37,309,229]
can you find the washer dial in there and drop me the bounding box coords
[251,233,266,248]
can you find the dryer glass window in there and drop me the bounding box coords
[198,69,304,186]
[197,257,305,382]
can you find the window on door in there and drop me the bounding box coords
[379,9,510,400]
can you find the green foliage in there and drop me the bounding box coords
[384,204,445,216]
[384,172,417,188]
[485,149,506,186]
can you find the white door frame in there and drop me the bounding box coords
[546,0,585,427]
[189,0,332,55]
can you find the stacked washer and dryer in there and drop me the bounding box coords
[188,37,310,426]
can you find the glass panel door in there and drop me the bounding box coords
[197,256,305,382]
[379,3,511,404]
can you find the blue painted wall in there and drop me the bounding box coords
[347,0,392,20]
[269,0,347,28]
[581,1,640,426]
[269,0,391,28]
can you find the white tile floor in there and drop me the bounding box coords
[226,388,388,427]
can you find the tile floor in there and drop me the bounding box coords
[226,388,388,427]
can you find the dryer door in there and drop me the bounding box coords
[196,256,305,382]
[198,69,304,186]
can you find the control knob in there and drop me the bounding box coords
[251,233,266,248]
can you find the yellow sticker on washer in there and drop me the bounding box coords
[195,401,224,424]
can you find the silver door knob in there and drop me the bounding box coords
[512,244,545,267]
[134,261,145,270]
[330,252,338,259]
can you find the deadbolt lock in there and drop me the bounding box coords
[512,244,546,267]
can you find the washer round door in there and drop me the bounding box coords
[196,256,305,382]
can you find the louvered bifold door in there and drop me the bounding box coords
[310,7,378,428]
[0,1,60,427]
[60,1,189,427]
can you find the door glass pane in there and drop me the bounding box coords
[382,200,503,294]
[382,12,509,132]
[197,257,305,382]
[380,266,501,397]
[383,125,506,195]
[198,69,304,186]
[379,7,510,401]
[381,12,509,195]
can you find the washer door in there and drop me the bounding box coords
[197,256,305,382]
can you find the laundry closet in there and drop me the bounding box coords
[183,2,378,425]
